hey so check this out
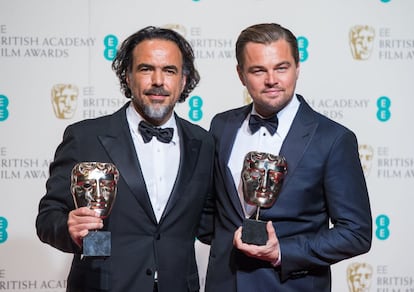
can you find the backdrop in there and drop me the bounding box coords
[1,0,413,291]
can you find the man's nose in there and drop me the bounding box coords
[265,72,278,86]
[152,70,164,86]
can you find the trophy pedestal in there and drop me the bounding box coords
[83,231,111,257]
[241,218,267,245]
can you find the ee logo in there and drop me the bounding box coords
[377,96,391,122]
[0,94,9,122]
[375,214,390,240]
[297,36,309,62]
[188,95,203,122]
[0,217,8,244]
[104,35,119,61]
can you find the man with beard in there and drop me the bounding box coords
[36,26,215,292]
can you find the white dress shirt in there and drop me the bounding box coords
[126,102,180,222]
[228,95,300,218]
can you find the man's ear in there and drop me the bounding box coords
[295,62,300,81]
[181,75,187,92]
[126,72,130,86]
[236,65,246,86]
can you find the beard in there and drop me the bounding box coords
[132,96,174,122]
[143,102,173,120]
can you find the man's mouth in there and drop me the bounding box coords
[145,87,170,96]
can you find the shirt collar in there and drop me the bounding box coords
[126,102,179,144]
[250,94,300,137]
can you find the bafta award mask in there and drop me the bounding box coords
[240,151,287,245]
[71,162,119,218]
[242,151,287,209]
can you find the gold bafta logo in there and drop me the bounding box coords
[51,84,79,119]
[347,262,373,292]
[162,24,187,37]
[358,144,374,177]
[349,25,375,60]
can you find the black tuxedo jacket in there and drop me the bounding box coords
[202,95,372,292]
[36,102,215,292]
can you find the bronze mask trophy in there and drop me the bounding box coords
[241,151,287,245]
[71,162,119,256]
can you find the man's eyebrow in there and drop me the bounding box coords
[135,63,179,71]
[275,61,292,67]
[136,63,154,69]
[163,64,179,71]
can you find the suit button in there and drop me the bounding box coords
[146,269,152,276]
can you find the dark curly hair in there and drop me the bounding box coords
[112,26,200,103]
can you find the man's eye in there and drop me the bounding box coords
[252,69,264,75]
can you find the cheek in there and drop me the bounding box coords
[282,75,297,88]
[243,77,259,90]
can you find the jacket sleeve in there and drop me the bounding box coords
[279,130,372,281]
[35,125,82,254]
[196,130,216,245]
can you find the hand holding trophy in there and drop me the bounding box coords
[70,162,119,256]
[241,151,287,245]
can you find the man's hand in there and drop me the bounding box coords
[67,207,103,247]
[233,221,280,264]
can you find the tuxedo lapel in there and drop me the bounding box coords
[98,103,157,224]
[279,95,318,188]
[217,105,252,218]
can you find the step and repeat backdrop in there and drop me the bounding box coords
[1,0,413,291]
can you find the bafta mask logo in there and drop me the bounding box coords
[358,144,374,177]
[349,25,375,60]
[347,262,373,292]
[162,24,187,37]
[51,84,79,119]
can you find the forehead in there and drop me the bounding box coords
[132,39,183,66]
[243,39,294,65]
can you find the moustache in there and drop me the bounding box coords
[144,87,170,96]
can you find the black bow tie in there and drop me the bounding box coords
[138,121,174,143]
[248,114,278,135]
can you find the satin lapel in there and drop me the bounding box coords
[217,105,252,219]
[98,103,157,224]
[279,95,318,188]
[160,117,201,222]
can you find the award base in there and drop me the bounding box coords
[83,231,111,257]
[241,218,267,246]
